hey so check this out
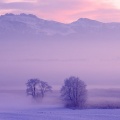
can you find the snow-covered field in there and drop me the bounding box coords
[0,107,120,120]
[0,89,120,120]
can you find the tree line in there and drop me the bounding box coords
[26,76,87,109]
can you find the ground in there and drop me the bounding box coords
[0,107,120,120]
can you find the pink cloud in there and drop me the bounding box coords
[0,0,120,22]
[34,0,120,23]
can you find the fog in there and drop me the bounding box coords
[0,38,120,90]
[0,89,120,111]
[0,90,62,111]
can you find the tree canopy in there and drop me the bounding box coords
[61,76,87,109]
[26,78,52,99]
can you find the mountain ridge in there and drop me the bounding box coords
[1,13,120,24]
[1,13,120,40]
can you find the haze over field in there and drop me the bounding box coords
[0,14,120,90]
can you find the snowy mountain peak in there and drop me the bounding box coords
[0,13,120,40]
[0,13,43,22]
[77,18,100,22]
[1,13,38,19]
[72,18,102,26]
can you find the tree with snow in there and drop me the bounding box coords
[60,76,87,109]
[26,78,52,99]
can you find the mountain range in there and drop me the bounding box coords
[0,13,120,40]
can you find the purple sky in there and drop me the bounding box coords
[0,0,120,23]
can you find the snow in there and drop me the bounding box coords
[0,90,120,120]
[0,90,119,120]
[0,107,120,120]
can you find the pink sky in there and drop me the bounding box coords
[0,0,120,23]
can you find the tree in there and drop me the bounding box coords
[26,78,52,99]
[60,76,87,109]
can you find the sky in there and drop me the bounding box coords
[0,0,120,23]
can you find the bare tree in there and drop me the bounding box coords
[39,80,52,98]
[26,78,52,99]
[60,76,87,109]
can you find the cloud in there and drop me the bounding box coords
[0,2,35,10]
[0,0,120,22]
[0,58,87,63]
[3,0,36,3]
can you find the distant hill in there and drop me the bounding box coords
[1,13,120,40]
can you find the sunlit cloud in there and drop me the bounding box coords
[103,0,120,8]
[0,0,120,22]
[4,0,37,3]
